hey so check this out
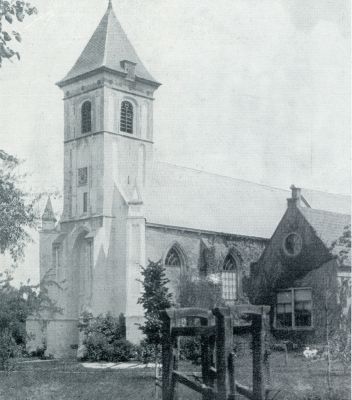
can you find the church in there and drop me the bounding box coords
[26,2,350,358]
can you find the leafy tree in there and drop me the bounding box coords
[0,0,37,67]
[0,270,62,369]
[138,260,173,347]
[138,260,173,396]
[0,150,38,261]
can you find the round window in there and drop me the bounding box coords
[283,232,302,257]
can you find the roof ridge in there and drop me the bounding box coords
[101,6,111,67]
[156,161,290,193]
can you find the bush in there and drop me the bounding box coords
[80,313,136,362]
[136,339,157,364]
[179,337,202,365]
[0,330,21,371]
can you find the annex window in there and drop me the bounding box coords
[165,247,183,267]
[221,254,237,301]
[120,101,133,134]
[83,192,88,213]
[78,167,88,186]
[275,288,312,329]
[81,101,92,134]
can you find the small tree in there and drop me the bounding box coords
[138,259,173,392]
[138,260,173,349]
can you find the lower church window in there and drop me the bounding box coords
[221,254,237,301]
[275,288,312,329]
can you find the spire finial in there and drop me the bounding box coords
[108,0,112,10]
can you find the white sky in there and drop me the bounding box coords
[0,0,350,284]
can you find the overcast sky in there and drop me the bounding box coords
[0,0,350,284]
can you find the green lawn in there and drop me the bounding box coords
[0,352,349,400]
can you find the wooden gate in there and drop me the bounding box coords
[160,304,270,400]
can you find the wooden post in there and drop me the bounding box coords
[213,308,233,400]
[161,311,173,400]
[252,308,266,400]
[227,352,236,400]
[201,321,209,399]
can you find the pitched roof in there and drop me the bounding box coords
[58,2,158,86]
[299,207,351,264]
[143,162,351,240]
[301,189,350,215]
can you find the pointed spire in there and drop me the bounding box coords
[57,3,160,87]
[42,197,56,222]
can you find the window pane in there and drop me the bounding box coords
[277,290,291,304]
[221,271,237,300]
[276,312,292,328]
[294,288,311,301]
[294,289,312,327]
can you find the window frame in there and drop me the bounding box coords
[274,287,313,331]
[81,100,92,134]
[120,100,134,134]
[165,247,183,267]
[221,254,238,301]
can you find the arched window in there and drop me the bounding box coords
[221,254,237,300]
[165,246,183,267]
[81,101,92,134]
[120,101,133,134]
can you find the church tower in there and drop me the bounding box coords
[28,2,160,357]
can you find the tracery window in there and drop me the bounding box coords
[81,101,92,134]
[120,101,133,134]
[165,247,182,267]
[221,254,237,300]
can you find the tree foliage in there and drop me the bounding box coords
[0,150,38,261]
[0,271,61,369]
[0,0,37,67]
[137,260,173,346]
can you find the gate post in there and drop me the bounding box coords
[213,308,233,400]
[161,311,172,400]
[252,307,268,400]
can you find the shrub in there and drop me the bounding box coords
[80,313,136,362]
[0,329,21,371]
[179,336,202,365]
[136,339,157,364]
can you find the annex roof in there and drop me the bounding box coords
[144,162,351,239]
[58,2,158,87]
[299,207,351,264]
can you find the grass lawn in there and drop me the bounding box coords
[0,352,349,400]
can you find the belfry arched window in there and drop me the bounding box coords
[120,101,133,134]
[221,254,237,300]
[165,246,183,267]
[81,101,92,134]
